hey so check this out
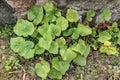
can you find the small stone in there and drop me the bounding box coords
[0,0,16,26]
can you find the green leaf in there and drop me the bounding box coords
[48,41,59,54]
[101,8,112,21]
[18,41,35,59]
[28,5,44,25]
[98,31,111,43]
[48,68,62,79]
[10,37,35,59]
[38,36,52,50]
[78,23,92,36]
[71,28,80,39]
[52,57,70,74]
[50,24,61,37]
[43,2,61,23]
[44,2,54,13]
[35,60,50,79]
[63,28,74,37]
[60,48,77,62]
[117,32,120,38]
[72,39,87,55]
[86,10,95,21]
[66,9,79,22]
[19,49,35,59]
[56,16,68,31]
[84,46,90,58]
[10,37,25,52]
[117,38,120,45]
[35,44,45,54]
[14,19,35,37]
[55,37,66,48]
[37,24,52,38]
[73,55,86,66]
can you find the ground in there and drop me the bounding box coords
[0,28,120,80]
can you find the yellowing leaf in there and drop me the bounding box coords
[104,41,111,47]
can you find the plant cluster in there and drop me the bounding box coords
[0,25,13,39]
[10,2,120,79]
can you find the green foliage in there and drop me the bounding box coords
[78,24,92,36]
[86,10,95,21]
[73,55,87,66]
[14,19,35,37]
[10,2,120,79]
[4,56,19,71]
[0,25,13,39]
[101,8,112,21]
[71,39,90,66]
[48,41,59,54]
[35,44,45,54]
[10,37,35,59]
[48,68,62,79]
[35,60,50,79]
[98,31,111,43]
[56,37,66,48]
[28,5,44,25]
[56,16,68,31]
[60,47,77,62]
[66,9,79,22]
[72,39,87,55]
[52,57,70,74]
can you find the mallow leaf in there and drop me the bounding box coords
[56,16,68,31]
[98,31,111,43]
[10,37,25,52]
[71,28,80,39]
[101,8,112,21]
[28,5,44,25]
[55,37,66,48]
[84,46,90,58]
[60,48,77,62]
[78,23,92,36]
[48,68,62,79]
[18,41,35,59]
[35,60,50,79]
[66,9,79,22]
[48,41,59,54]
[52,57,70,75]
[73,55,86,66]
[44,2,54,13]
[86,10,95,21]
[72,39,87,55]
[14,19,34,37]
[37,24,52,38]
[117,38,120,45]
[50,24,61,37]
[35,44,45,54]
[10,37,35,59]
[19,49,35,59]
[63,28,75,37]
[43,2,61,23]
[38,36,52,50]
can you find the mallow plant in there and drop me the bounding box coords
[10,2,119,79]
